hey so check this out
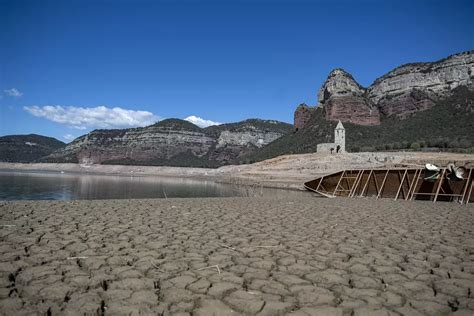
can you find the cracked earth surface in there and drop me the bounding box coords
[0,197,473,315]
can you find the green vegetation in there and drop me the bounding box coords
[0,134,65,163]
[205,119,293,138]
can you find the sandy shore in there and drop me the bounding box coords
[0,197,473,315]
[1,151,474,190]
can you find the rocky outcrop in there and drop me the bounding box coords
[299,51,474,126]
[369,51,473,117]
[294,104,314,131]
[42,119,292,167]
[0,134,65,162]
[317,69,381,125]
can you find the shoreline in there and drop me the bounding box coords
[1,151,473,191]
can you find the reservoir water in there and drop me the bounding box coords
[0,170,306,200]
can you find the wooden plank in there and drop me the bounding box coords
[360,170,373,197]
[333,171,345,197]
[466,179,473,205]
[349,170,363,198]
[320,183,329,194]
[402,170,411,199]
[354,170,365,197]
[305,167,473,204]
[410,170,422,201]
[343,175,351,197]
[315,176,324,192]
[394,169,408,201]
[407,169,420,201]
[461,168,472,204]
[377,170,390,199]
[433,169,446,203]
[373,171,380,198]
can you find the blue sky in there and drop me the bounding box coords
[1,0,472,142]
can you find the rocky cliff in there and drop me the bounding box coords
[294,104,314,131]
[296,51,473,128]
[0,134,65,163]
[252,86,474,162]
[369,51,473,118]
[42,118,292,167]
[318,69,381,125]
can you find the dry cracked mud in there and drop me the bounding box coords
[0,197,473,315]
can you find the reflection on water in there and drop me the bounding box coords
[0,170,306,200]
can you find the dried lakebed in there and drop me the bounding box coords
[0,197,473,315]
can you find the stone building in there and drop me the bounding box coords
[316,121,346,153]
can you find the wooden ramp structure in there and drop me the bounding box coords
[304,167,473,204]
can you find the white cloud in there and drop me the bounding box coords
[4,88,23,97]
[63,134,76,142]
[184,115,221,128]
[24,105,161,130]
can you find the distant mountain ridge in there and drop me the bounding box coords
[0,134,65,163]
[40,118,292,167]
[295,50,473,128]
[2,51,472,167]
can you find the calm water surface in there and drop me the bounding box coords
[0,170,307,200]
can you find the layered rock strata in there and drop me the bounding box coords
[297,51,473,128]
[43,119,292,167]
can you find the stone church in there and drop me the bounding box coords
[317,121,346,153]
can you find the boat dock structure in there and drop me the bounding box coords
[304,166,473,204]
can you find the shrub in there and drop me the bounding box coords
[410,142,420,151]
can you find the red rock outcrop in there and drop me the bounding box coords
[317,69,381,125]
[324,95,380,126]
[294,51,473,128]
[294,104,313,131]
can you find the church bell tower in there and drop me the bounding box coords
[334,121,345,153]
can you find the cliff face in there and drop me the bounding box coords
[294,104,314,131]
[42,118,292,167]
[369,51,473,118]
[316,69,380,126]
[297,51,473,128]
[0,134,65,163]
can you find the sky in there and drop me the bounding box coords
[0,0,473,142]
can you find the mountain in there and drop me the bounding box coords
[0,134,66,163]
[41,119,293,167]
[246,86,474,162]
[296,51,473,128]
[317,69,381,125]
[247,51,474,162]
